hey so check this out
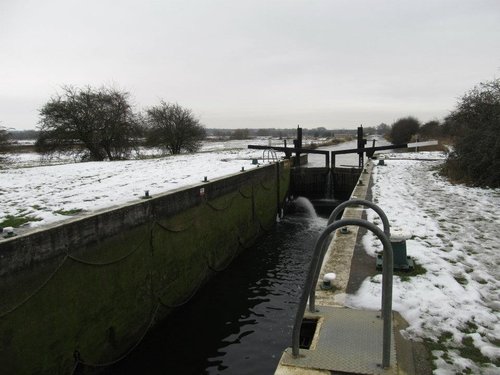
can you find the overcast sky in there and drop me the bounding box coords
[1,0,499,130]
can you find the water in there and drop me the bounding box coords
[290,197,318,218]
[105,210,326,375]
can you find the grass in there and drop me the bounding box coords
[459,336,496,366]
[396,262,427,282]
[454,275,468,286]
[0,215,42,228]
[424,329,500,372]
[461,321,478,334]
[31,204,47,210]
[53,209,83,216]
[424,331,455,367]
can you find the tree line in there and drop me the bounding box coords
[208,127,340,140]
[0,126,9,163]
[381,78,500,187]
[2,78,499,187]
[2,85,343,161]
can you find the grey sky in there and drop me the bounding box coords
[1,0,499,130]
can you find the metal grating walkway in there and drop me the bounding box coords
[281,306,397,374]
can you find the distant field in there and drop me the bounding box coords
[0,136,337,231]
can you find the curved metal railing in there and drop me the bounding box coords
[291,218,394,369]
[263,148,278,164]
[323,199,391,319]
[327,198,391,236]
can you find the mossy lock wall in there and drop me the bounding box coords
[0,161,291,374]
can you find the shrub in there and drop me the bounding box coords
[442,79,500,187]
[389,117,420,144]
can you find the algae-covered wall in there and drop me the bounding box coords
[0,161,291,374]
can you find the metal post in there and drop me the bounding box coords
[357,126,365,169]
[297,126,303,149]
[291,218,393,369]
[294,126,303,166]
[276,162,281,217]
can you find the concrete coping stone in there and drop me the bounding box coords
[390,229,412,241]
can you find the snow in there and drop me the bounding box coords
[0,147,272,230]
[346,152,500,374]
[2,142,499,373]
[0,136,334,232]
[2,137,299,167]
[0,136,319,230]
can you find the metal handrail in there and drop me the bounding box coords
[262,148,278,164]
[319,199,392,319]
[291,218,394,369]
[327,199,391,236]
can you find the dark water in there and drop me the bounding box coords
[104,212,326,375]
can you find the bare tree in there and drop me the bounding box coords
[376,123,390,136]
[145,101,206,154]
[0,126,9,151]
[0,125,10,166]
[36,85,142,161]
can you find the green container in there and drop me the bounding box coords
[376,232,414,271]
[391,240,413,270]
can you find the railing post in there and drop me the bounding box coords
[276,162,281,217]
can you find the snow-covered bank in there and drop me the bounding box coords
[0,138,283,169]
[0,136,343,230]
[346,152,500,374]
[0,148,266,230]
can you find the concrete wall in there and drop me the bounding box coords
[0,161,291,374]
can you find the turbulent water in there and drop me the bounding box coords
[105,211,326,375]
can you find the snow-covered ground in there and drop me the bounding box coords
[0,146,275,230]
[1,136,322,231]
[347,152,500,374]
[3,142,499,373]
[1,137,290,169]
